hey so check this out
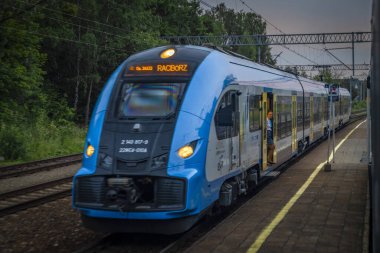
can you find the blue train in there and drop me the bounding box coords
[72,45,351,234]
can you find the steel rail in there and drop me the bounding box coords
[0,177,72,200]
[0,177,73,217]
[0,154,82,179]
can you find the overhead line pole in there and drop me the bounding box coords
[352,32,355,76]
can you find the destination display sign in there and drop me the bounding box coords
[125,62,194,77]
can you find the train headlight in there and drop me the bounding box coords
[86,144,95,157]
[178,140,198,159]
[160,48,176,59]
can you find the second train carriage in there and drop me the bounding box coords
[72,45,351,234]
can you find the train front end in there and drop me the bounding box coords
[72,46,220,234]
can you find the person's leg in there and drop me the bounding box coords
[268,144,274,163]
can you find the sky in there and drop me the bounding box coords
[202,0,372,79]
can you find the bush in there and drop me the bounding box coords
[0,126,27,160]
[0,118,86,164]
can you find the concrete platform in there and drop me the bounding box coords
[186,120,368,253]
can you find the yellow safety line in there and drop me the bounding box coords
[247,120,366,253]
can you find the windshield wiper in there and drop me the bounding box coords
[162,112,176,120]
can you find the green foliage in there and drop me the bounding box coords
[202,3,273,63]
[352,100,367,112]
[312,69,335,83]
[0,2,46,127]
[0,116,86,163]
[0,126,26,160]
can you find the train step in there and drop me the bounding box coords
[264,171,280,177]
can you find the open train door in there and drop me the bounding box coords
[273,94,278,163]
[261,92,268,170]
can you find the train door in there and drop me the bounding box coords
[261,92,268,170]
[292,95,297,153]
[321,97,325,133]
[266,92,276,165]
[310,96,314,142]
[230,92,240,170]
[273,94,278,163]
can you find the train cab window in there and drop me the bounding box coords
[249,95,260,132]
[215,91,239,140]
[117,83,183,118]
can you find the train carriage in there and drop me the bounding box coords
[72,45,351,234]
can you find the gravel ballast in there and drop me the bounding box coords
[0,196,105,253]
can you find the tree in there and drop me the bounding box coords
[0,1,46,126]
[201,3,274,64]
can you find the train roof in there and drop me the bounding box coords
[124,45,349,96]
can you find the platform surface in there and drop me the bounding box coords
[186,120,368,253]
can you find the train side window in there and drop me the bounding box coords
[314,97,320,124]
[324,96,329,120]
[215,91,239,140]
[277,96,283,138]
[305,100,310,126]
[277,96,288,139]
[284,96,292,137]
[249,95,260,132]
[279,114,286,138]
[297,96,303,129]
[277,96,286,139]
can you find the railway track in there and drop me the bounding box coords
[0,153,82,179]
[0,176,72,217]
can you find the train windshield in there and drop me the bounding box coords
[118,83,184,118]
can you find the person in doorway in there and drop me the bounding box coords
[267,110,275,165]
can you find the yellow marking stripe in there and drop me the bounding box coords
[247,120,366,253]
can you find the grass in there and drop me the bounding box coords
[0,120,86,166]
